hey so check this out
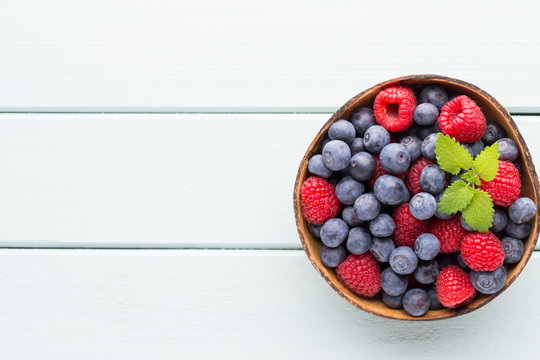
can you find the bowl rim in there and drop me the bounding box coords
[293,74,540,321]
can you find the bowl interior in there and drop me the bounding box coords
[294,74,540,320]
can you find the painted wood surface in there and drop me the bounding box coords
[0,113,538,248]
[0,0,539,111]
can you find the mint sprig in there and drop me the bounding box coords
[434,134,500,233]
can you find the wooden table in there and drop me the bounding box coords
[0,1,539,358]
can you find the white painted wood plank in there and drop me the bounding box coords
[0,0,539,111]
[0,249,539,359]
[0,114,538,248]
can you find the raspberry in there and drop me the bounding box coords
[336,253,381,297]
[374,86,416,132]
[480,161,521,207]
[461,232,505,271]
[367,154,407,189]
[392,203,430,248]
[429,216,469,253]
[438,95,486,143]
[436,265,476,308]
[406,157,436,195]
[300,176,341,225]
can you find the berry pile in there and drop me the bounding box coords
[300,84,537,317]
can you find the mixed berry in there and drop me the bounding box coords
[300,83,537,317]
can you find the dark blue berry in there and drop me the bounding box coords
[342,206,363,227]
[380,143,411,174]
[308,223,321,238]
[400,135,422,162]
[320,246,347,267]
[414,233,440,260]
[419,164,445,194]
[348,152,376,181]
[470,266,507,294]
[370,237,396,262]
[335,176,365,205]
[460,215,474,232]
[496,138,518,162]
[414,103,439,126]
[354,192,381,221]
[308,154,333,178]
[419,85,449,110]
[414,260,439,284]
[409,192,437,220]
[402,288,431,317]
[382,292,404,309]
[329,119,356,144]
[363,125,390,153]
[427,287,442,310]
[434,192,454,219]
[490,207,508,233]
[346,227,372,254]
[373,175,410,206]
[390,246,418,275]
[483,121,505,145]
[456,254,468,269]
[369,213,395,237]
[322,140,351,171]
[469,140,485,158]
[505,220,531,239]
[509,197,537,224]
[350,107,376,136]
[349,138,365,154]
[416,125,437,140]
[320,218,349,247]
[421,133,438,160]
[513,160,522,174]
[501,236,524,264]
[381,267,408,296]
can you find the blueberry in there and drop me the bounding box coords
[490,207,508,232]
[349,138,365,154]
[419,85,449,110]
[364,125,390,153]
[496,138,518,162]
[354,192,381,221]
[373,175,410,206]
[462,143,473,158]
[409,192,437,220]
[370,237,396,262]
[505,220,531,239]
[449,173,462,186]
[329,119,356,144]
[342,206,363,227]
[509,197,537,224]
[470,266,507,294]
[417,125,437,140]
[434,192,454,219]
[514,160,522,174]
[335,176,365,205]
[414,103,439,126]
[402,288,431,317]
[419,164,446,194]
[456,254,468,270]
[460,215,474,232]
[421,133,438,160]
[414,233,440,260]
[320,246,347,267]
[501,236,524,264]
[350,107,376,136]
[320,218,349,247]
[308,154,333,178]
[369,213,395,237]
[321,137,331,150]
[322,140,351,171]
[380,143,411,174]
[427,287,443,310]
[469,140,485,158]
[483,121,505,145]
[381,267,408,296]
[414,260,439,284]
[308,223,321,238]
[390,246,418,275]
[346,227,372,254]
[382,292,404,309]
[348,152,376,181]
[400,135,422,162]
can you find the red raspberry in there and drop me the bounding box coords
[438,95,486,143]
[336,253,381,297]
[480,161,521,207]
[429,216,469,253]
[373,86,416,132]
[406,157,436,195]
[300,176,341,225]
[436,265,476,308]
[367,154,407,189]
[461,232,505,271]
[392,203,430,248]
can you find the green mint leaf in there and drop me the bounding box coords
[434,134,474,175]
[472,142,500,182]
[461,188,494,233]
[438,180,475,214]
[460,170,481,186]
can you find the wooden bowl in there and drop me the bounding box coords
[293,74,540,320]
